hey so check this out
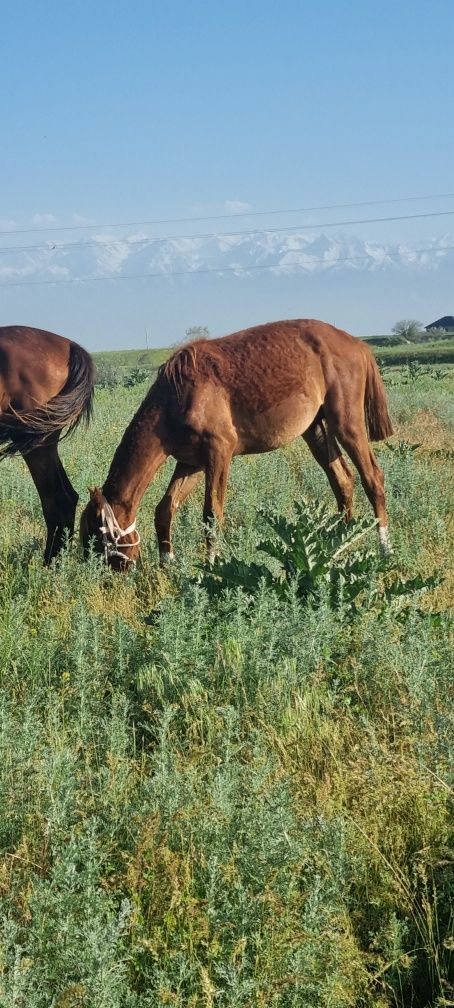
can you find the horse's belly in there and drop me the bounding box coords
[234,395,321,454]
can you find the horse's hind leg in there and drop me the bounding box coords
[22,440,79,563]
[303,418,355,519]
[203,442,232,562]
[155,462,203,564]
[326,404,391,553]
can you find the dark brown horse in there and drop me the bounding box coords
[80,319,393,570]
[0,325,94,562]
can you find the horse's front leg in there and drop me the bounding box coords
[154,462,203,565]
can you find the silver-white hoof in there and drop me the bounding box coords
[378,526,392,556]
[160,549,175,567]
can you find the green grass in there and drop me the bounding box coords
[0,368,452,1006]
[374,338,454,366]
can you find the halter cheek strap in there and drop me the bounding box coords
[99,498,141,565]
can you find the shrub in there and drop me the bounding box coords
[123,367,150,388]
[95,360,121,389]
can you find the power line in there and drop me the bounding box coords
[1,191,454,237]
[0,241,452,289]
[1,208,454,257]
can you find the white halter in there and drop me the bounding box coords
[99,497,140,565]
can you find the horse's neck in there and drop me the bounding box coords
[103,394,166,523]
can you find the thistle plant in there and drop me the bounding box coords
[199,499,441,618]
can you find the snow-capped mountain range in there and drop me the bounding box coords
[1,229,453,286]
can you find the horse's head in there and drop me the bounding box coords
[80,487,141,571]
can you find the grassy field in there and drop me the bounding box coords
[0,361,452,1006]
[372,339,454,367]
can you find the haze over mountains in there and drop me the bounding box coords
[1,229,453,286]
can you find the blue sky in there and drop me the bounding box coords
[1,0,453,349]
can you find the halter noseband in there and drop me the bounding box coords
[98,497,140,565]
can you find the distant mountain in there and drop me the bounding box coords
[1,230,453,285]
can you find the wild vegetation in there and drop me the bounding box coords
[0,352,452,1007]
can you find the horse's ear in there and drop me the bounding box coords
[89,486,104,514]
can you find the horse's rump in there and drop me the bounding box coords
[0,341,95,458]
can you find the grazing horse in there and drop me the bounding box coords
[0,325,94,562]
[80,319,393,571]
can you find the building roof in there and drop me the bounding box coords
[425,315,454,331]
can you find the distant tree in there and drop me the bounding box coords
[391,319,424,344]
[184,325,210,343]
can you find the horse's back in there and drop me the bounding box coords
[211,317,358,348]
[216,318,366,366]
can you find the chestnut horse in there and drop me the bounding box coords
[0,326,94,562]
[81,319,393,570]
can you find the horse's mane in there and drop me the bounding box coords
[159,338,228,391]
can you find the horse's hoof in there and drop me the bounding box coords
[378,526,392,556]
[159,550,175,567]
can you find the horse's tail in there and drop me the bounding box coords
[364,351,393,441]
[0,341,95,457]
